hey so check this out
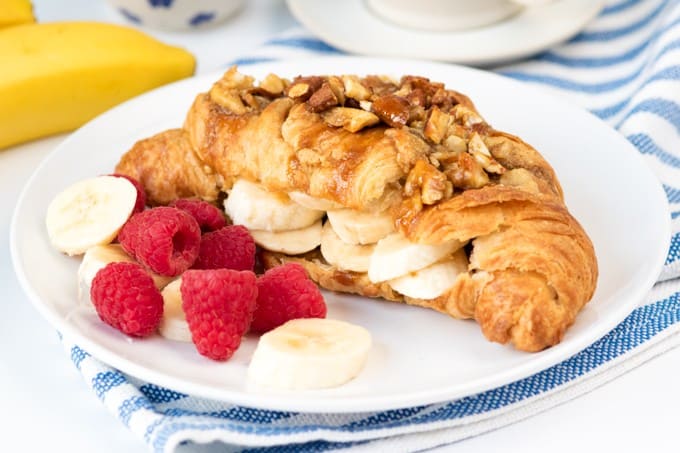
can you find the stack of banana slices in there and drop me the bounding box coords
[224,178,468,300]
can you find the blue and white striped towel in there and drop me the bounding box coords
[63,0,680,451]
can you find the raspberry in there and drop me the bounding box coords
[90,262,163,337]
[119,206,201,276]
[192,225,256,271]
[111,173,146,214]
[169,198,227,233]
[250,263,326,333]
[180,269,258,360]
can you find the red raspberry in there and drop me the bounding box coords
[250,263,326,333]
[119,207,201,276]
[169,198,227,233]
[110,173,146,214]
[90,262,163,337]
[180,269,258,360]
[192,225,256,271]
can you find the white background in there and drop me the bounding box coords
[1,0,678,451]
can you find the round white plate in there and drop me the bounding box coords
[11,57,669,413]
[287,0,604,65]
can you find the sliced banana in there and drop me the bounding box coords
[368,233,465,283]
[78,244,173,306]
[250,220,322,255]
[158,278,192,343]
[326,208,394,245]
[224,179,324,231]
[388,249,469,299]
[288,191,343,211]
[46,175,137,255]
[320,221,374,272]
[247,318,372,390]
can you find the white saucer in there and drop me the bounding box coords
[286,0,605,65]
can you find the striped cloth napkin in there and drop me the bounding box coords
[63,0,680,451]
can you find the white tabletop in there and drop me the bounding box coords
[2,1,678,452]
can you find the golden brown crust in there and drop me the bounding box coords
[115,128,221,205]
[115,67,598,352]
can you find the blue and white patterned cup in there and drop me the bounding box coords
[107,0,244,30]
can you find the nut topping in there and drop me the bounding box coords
[372,94,410,128]
[307,82,340,113]
[468,133,504,174]
[287,82,311,99]
[258,73,286,95]
[423,106,451,144]
[321,107,380,133]
[342,75,371,101]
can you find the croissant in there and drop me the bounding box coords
[116,67,598,352]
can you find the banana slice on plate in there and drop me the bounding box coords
[158,278,192,343]
[46,175,137,256]
[368,233,465,283]
[248,318,372,390]
[224,179,324,231]
[250,220,322,255]
[288,191,343,211]
[326,208,394,245]
[320,221,374,272]
[78,244,173,306]
[388,249,469,299]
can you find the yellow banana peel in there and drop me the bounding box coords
[0,21,196,149]
[0,0,34,28]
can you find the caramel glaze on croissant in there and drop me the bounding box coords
[116,67,598,352]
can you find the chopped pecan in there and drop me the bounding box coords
[210,88,248,114]
[213,66,255,90]
[307,82,340,112]
[372,94,410,128]
[468,133,504,174]
[257,73,286,95]
[209,67,255,114]
[444,152,489,189]
[404,159,451,205]
[327,76,346,106]
[321,107,380,132]
[342,75,371,101]
[451,104,484,127]
[443,134,467,153]
[405,88,427,107]
[423,106,451,144]
[363,75,397,96]
[286,75,324,100]
[287,82,311,99]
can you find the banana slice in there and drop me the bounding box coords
[250,220,322,255]
[288,191,343,211]
[388,249,469,299]
[158,278,192,343]
[78,244,173,306]
[326,208,394,245]
[368,233,465,283]
[224,179,324,231]
[248,318,372,390]
[46,175,137,255]
[320,221,374,272]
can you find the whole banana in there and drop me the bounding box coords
[0,0,34,28]
[0,21,195,149]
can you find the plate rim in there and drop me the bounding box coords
[10,56,671,413]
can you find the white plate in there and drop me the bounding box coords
[287,0,604,65]
[11,57,669,413]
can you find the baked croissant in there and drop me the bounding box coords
[116,67,598,352]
